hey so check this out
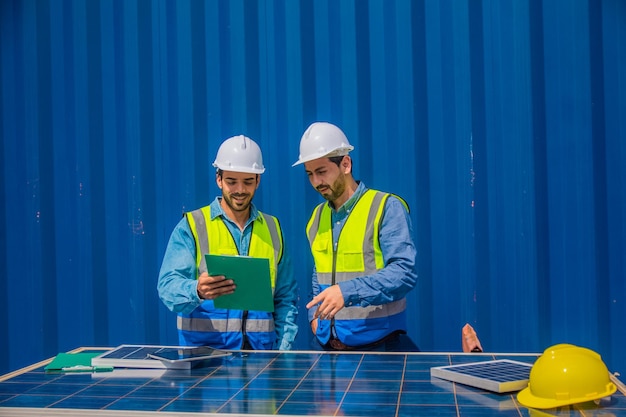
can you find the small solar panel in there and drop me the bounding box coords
[91,344,193,369]
[147,346,231,363]
[430,359,533,393]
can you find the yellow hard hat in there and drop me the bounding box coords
[517,344,616,409]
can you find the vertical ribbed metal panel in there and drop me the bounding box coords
[1,0,625,376]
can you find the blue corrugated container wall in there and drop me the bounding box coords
[1,0,625,376]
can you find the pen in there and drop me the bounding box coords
[61,365,114,372]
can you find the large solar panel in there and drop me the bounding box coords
[430,359,533,393]
[1,348,622,417]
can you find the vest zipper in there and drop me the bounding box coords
[327,199,358,342]
[330,240,338,335]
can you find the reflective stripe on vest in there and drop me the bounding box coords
[306,189,406,320]
[177,315,275,333]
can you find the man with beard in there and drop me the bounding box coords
[293,122,418,351]
[158,135,298,350]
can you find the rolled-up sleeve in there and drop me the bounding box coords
[272,241,299,350]
[157,218,203,315]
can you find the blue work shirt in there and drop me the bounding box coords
[307,182,418,322]
[158,197,299,350]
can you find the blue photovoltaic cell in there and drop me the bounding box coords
[96,345,163,359]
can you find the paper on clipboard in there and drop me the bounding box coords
[206,254,274,312]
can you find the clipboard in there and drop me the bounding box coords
[206,254,274,312]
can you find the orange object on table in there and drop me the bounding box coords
[462,323,483,352]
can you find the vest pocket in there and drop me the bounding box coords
[341,251,364,271]
[311,236,331,255]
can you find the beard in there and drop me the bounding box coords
[317,176,346,203]
[222,192,252,212]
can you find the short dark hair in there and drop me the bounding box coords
[328,155,345,167]
[216,169,259,180]
[328,155,354,171]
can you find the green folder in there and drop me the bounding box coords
[45,352,113,372]
[206,254,274,312]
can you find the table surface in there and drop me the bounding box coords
[0,347,624,417]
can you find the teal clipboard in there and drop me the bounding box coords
[45,352,113,372]
[206,254,274,312]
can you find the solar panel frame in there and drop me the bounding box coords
[430,359,533,393]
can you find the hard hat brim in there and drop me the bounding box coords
[291,147,353,167]
[212,162,265,174]
[517,386,563,409]
[517,384,616,410]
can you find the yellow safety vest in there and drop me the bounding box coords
[186,205,280,287]
[306,189,407,346]
[177,206,282,349]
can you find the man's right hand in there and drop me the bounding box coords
[196,272,235,300]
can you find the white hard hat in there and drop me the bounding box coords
[212,135,265,174]
[292,122,354,166]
